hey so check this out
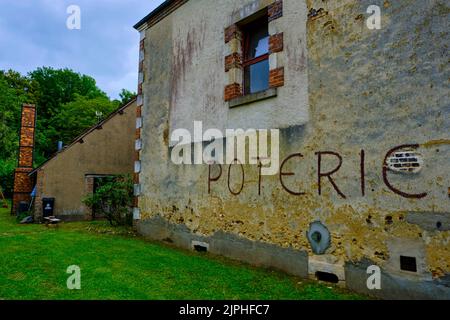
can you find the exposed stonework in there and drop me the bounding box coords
[12,104,36,214]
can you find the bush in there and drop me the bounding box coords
[0,158,16,197]
[83,175,134,226]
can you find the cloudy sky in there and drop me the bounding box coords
[0,0,165,99]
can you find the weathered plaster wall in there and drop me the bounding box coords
[137,0,449,299]
[34,101,137,218]
[168,0,309,134]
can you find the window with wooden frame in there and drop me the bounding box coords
[241,15,269,95]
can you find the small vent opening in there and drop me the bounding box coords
[315,271,339,284]
[386,150,423,173]
[192,241,209,253]
[400,256,417,272]
[194,245,208,253]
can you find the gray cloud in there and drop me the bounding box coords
[0,0,165,99]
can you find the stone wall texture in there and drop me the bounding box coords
[136,0,450,299]
[12,104,36,214]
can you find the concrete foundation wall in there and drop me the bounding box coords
[136,0,450,299]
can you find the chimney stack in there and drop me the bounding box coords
[11,104,36,215]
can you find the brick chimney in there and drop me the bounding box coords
[11,104,37,215]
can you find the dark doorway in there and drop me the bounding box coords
[90,175,114,220]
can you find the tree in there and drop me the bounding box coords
[0,71,37,197]
[29,67,109,157]
[83,175,134,226]
[29,67,107,119]
[52,95,119,145]
[0,67,121,195]
[118,89,136,105]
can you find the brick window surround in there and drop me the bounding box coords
[224,0,284,103]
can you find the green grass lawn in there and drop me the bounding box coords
[0,206,365,300]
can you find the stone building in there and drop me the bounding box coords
[132,0,449,299]
[28,99,137,221]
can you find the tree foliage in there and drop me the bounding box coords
[0,70,37,196]
[0,67,132,195]
[52,95,119,146]
[119,89,136,105]
[82,175,134,226]
[29,67,112,157]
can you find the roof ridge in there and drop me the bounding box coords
[29,97,137,176]
[134,0,189,30]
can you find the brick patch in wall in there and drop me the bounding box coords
[224,83,243,101]
[269,67,285,88]
[225,24,241,43]
[225,53,242,72]
[268,0,283,22]
[269,33,284,54]
[134,173,140,185]
[133,152,140,166]
[135,129,141,141]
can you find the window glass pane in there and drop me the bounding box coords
[244,59,269,94]
[246,20,269,59]
[254,36,269,57]
[249,33,268,58]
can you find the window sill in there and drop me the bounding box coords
[228,88,277,109]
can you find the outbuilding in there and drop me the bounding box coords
[28,99,137,221]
